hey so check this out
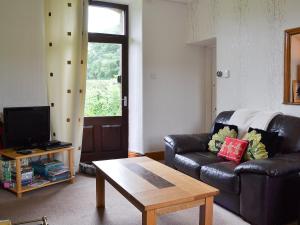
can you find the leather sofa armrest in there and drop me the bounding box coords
[164,133,210,154]
[235,154,300,177]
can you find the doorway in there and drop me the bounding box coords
[81,1,129,162]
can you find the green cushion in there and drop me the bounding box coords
[208,126,238,154]
[243,130,268,160]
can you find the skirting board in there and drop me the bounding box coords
[145,151,164,161]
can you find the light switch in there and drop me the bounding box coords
[223,70,230,78]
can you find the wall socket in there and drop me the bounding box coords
[216,71,223,77]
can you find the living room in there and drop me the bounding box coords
[0,0,300,225]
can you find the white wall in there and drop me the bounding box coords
[187,0,217,42]
[127,0,144,155]
[143,0,205,153]
[0,0,47,112]
[187,0,300,117]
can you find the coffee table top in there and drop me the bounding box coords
[93,157,219,211]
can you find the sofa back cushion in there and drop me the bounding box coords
[212,111,300,153]
[267,114,300,153]
[211,111,235,133]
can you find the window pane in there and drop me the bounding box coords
[84,43,122,117]
[88,6,124,35]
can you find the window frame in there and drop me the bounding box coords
[88,0,129,43]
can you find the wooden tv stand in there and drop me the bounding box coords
[0,147,75,198]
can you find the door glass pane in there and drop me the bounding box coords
[84,43,122,117]
[88,6,125,35]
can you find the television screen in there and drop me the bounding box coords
[3,106,50,148]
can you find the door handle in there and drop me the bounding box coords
[122,96,128,107]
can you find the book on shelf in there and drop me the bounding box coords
[0,157,12,188]
[48,171,70,182]
[0,166,11,181]
[1,157,34,189]
[11,179,33,188]
[32,159,63,167]
[47,166,71,182]
[10,158,30,168]
[11,170,34,181]
[31,159,64,177]
[11,165,33,173]
[1,158,71,189]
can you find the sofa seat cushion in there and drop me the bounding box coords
[174,152,224,179]
[200,161,240,194]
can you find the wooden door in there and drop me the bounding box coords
[81,1,128,162]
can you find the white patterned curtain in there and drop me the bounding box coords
[44,0,88,172]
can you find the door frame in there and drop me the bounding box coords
[203,40,217,132]
[81,1,129,162]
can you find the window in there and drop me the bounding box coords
[88,6,125,35]
[84,1,128,117]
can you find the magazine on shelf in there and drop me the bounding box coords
[48,167,70,176]
[30,178,50,187]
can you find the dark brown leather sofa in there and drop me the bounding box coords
[164,111,300,225]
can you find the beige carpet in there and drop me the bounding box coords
[0,174,251,225]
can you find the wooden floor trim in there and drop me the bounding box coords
[128,151,143,158]
[144,151,164,161]
[128,151,165,161]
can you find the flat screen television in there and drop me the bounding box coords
[3,106,50,148]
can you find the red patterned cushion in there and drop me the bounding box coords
[217,137,249,163]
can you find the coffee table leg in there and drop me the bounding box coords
[142,210,156,225]
[199,197,213,225]
[96,170,105,208]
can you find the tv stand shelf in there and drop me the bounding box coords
[0,147,74,198]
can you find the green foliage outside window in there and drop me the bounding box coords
[84,43,121,117]
[84,80,121,117]
[87,43,120,80]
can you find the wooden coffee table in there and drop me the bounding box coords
[93,157,219,225]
